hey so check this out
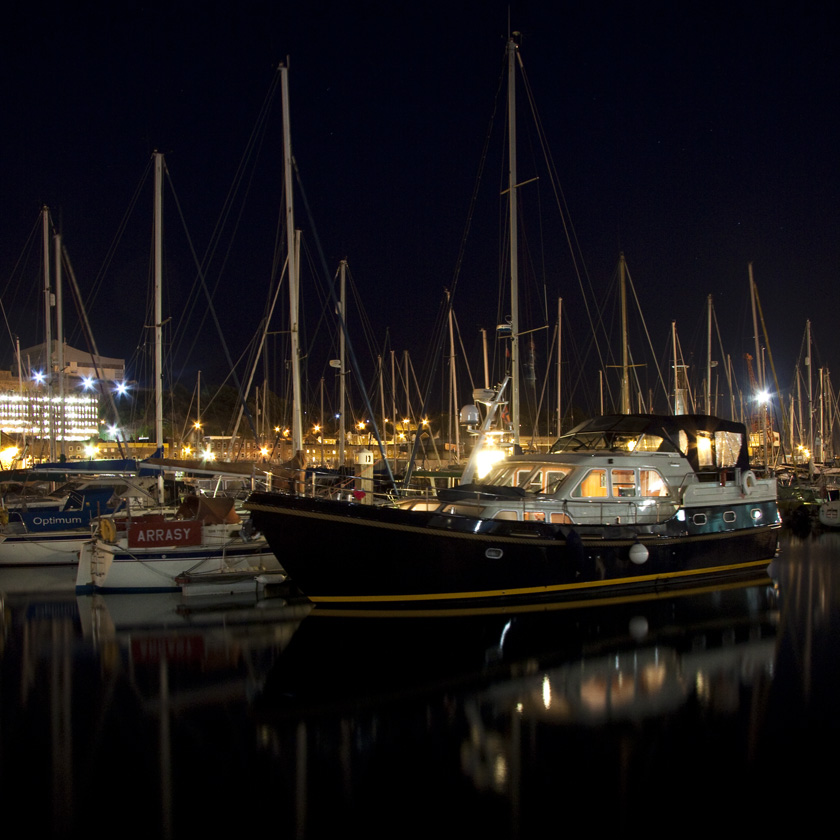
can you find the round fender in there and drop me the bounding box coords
[741,470,757,495]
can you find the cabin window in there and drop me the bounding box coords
[572,469,608,498]
[550,512,573,524]
[640,469,670,497]
[494,510,519,520]
[696,433,714,468]
[515,468,543,492]
[635,434,668,452]
[542,469,571,494]
[714,431,743,467]
[506,466,573,494]
[524,511,546,522]
[611,469,636,497]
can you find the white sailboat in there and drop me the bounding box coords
[75,152,283,592]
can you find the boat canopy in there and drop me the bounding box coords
[550,414,750,473]
[176,495,240,524]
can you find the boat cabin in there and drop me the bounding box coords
[399,414,755,527]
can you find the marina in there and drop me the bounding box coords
[1,7,837,836]
[0,527,837,837]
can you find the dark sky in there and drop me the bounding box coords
[1,1,837,424]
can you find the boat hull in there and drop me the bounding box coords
[246,492,780,607]
[0,530,89,565]
[76,538,283,592]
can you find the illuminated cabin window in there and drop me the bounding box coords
[640,469,670,497]
[611,469,636,497]
[524,511,545,522]
[572,469,608,498]
[550,512,572,524]
[634,434,665,452]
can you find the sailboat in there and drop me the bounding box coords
[245,35,781,608]
[75,152,284,593]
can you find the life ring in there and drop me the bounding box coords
[99,517,117,542]
[741,470,757,496]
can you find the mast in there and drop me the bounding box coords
[54,230,65,459]
[446,290,460,463]
[42,207,55,462]
[672,321,679,414]
[748,263,769,468]
[390,350,397,471]
[556,298,562,436]
[338,260,347,467]
[706,294,713,415]
[281,61,304,461]
[507,34,521,447]
[153,152,165,500]
[806,318,813,458]
[619,252,630,414]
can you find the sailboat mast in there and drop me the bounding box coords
[447,290,460,463]
[806,318,813,457]
[338,260,347,467]
[54,231,65,459]
[556,298,562,435]
[619,253,630,414]
[706,294,713,415]
[41,206,55,462]
[281,62,304,460]
[153,152,165,498]
[507,34,521,447]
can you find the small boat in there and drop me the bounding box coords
[0,476,160,566]
[817,486,840,528]
[246,412,781,608]
[75,495,284,593]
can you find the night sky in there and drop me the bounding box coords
[1,1,837,428]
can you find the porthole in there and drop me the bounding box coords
[692,513,707,526]
[485,548,504,560]
[751,509,763,521]
[723,511,736,523]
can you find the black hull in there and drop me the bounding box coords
[246,491,780,607]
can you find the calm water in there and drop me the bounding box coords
[1,527,838,838]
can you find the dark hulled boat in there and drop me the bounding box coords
[246,414,781,608]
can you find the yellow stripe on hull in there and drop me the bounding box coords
[309,557,773,605]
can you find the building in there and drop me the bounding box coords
[19,342,125,383]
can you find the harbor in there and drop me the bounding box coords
[0,526,836,837]
[1,6,837,836]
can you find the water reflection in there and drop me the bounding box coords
[2,531,840,837]
[255,578,781,834]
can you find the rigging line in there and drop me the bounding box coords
[517,57,609,380]
[68,159,153,352]
[712,304,739,418]
[624,263,670,408]
[164,167,259,446]
[403,59,506,485]
[451,308,477,396]
[1,212,41,321]
[290,157,396,492]
[172,68,282,377]
[752,281,789,457]
[60,244,127,459]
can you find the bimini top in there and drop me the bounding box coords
[550,413,750,474]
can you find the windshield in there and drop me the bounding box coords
[483,463,573,494]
